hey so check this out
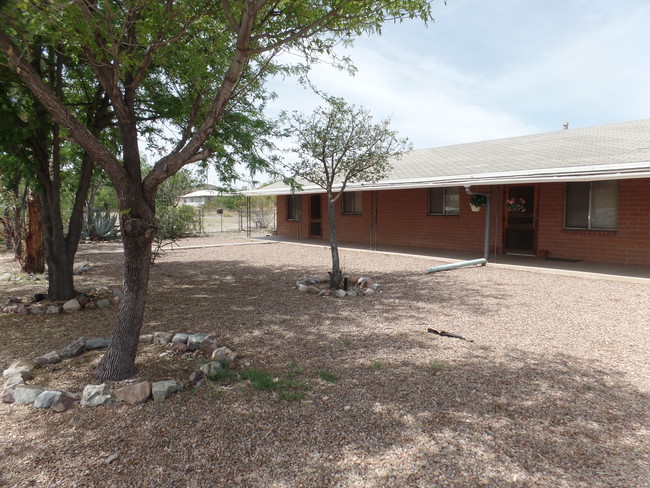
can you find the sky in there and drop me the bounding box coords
[265,0,650,149]
[207,0,650,187]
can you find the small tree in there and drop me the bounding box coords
[280,98,411,289]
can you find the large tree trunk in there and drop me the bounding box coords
[44,247,76,300]
[327,196,342,289]
[23,190,45,274]
[96,216,155,381]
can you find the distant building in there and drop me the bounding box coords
[178,189,220,207]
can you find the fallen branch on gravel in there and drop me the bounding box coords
[427,328,474,342]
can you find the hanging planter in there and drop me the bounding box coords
[506,197,526,213]
[469,194,487,212]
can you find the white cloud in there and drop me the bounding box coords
[252,0,650,187]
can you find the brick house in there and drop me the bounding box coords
[246,119,650,265]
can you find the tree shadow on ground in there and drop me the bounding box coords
[1,348,647,487]
[1,246,648,487]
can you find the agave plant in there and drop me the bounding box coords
[82,208,119,240]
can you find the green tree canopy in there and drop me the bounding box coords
[0,0,433,381]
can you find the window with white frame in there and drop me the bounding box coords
[342,192,362,215]
[428,187,460,215]
[287,195,301,220]
[565,181,617,230]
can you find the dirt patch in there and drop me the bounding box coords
[1,234,649,487]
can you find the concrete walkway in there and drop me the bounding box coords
[258,235,650,283]
[72,233,650,283]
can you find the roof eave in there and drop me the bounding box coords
[243,161,650,196]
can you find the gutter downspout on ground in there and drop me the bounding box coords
[426,187,491,273]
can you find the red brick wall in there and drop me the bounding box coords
[373,188,496,252]
[537,179,650,264]
[276,179,650,265]
[276,194,307,240]
[276,188,500,254]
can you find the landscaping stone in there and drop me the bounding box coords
[34,390,62,409]
[81,384,113,407]
[86,338,111,350]
[96,299,110,309]
[51,391,79,412]
[13,385,45,404]
[151,380,182,401]
[198,336,219,355]
[139,334,154,344]
[188,370,205,388]
[33,351,61,366]
[114,382,151,405]
[77,296,90,308]
[3,330,237,411]
[200,361,223,377]
[169,342,187,353]
[211,346,236,365]
[27,305,46,315]
[62,299,82,313]
[74,264,91,275]
[294,275,381,298]
[16,304,28,314]
[8,359,38,373]
[187,333,210,351]
[46,305,61,314]
[364,288,376,296]
[58,337,87,358]
[172,333,189,344]
[3,374,25,390]
[2,388,16,403]
[3,364,34,382]
[153,331,174,345]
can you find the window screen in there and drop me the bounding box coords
[428,187,460,215]
[342,192,362,215]
[565,181,617,230]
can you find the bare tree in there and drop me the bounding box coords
[280,98,411,288]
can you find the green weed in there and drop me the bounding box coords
[314,370,338,383]
[277,391,306,401]
[428,360,446,372]
[241,369,277,391]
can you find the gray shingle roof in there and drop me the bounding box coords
[247,119,650,195]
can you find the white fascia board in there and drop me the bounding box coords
[243,161,650,195]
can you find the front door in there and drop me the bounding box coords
[309,194,322,238]
[504,185,537,255]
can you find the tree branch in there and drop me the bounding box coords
[0,31,128,187]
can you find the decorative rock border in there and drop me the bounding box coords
[295,276,381,297]
[1,332,237,412]
[2,283,122,315]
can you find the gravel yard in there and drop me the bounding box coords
[1,234,649,487]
